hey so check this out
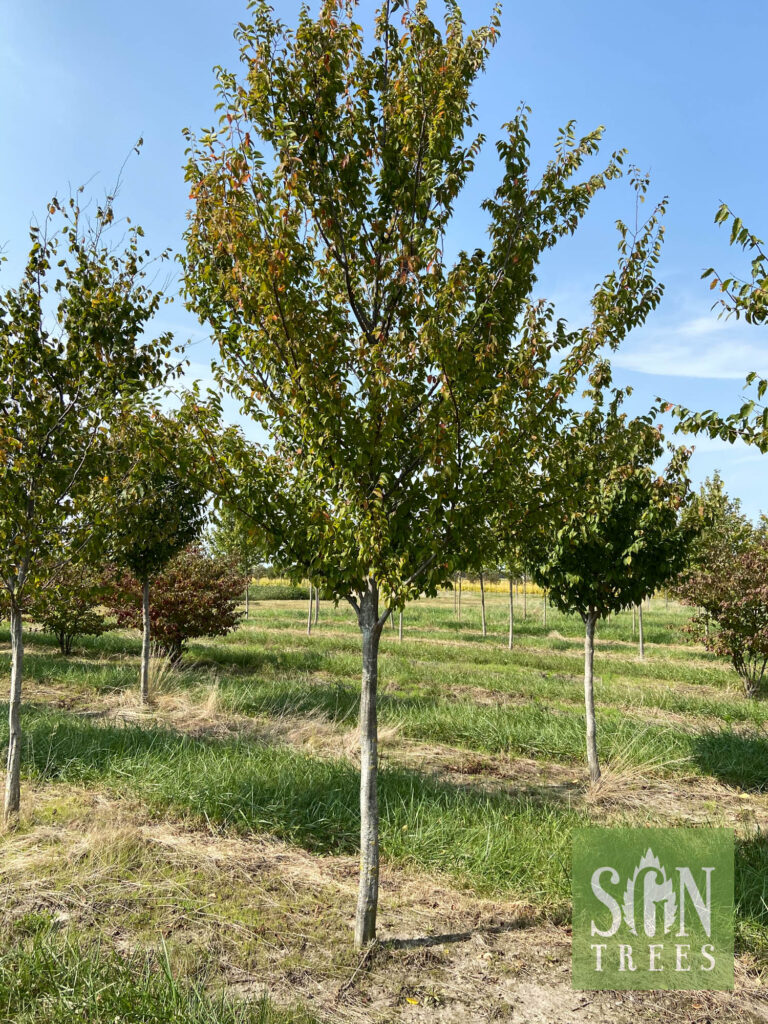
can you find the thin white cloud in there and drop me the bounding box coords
[613,317,768,380]
[677,315,731,337]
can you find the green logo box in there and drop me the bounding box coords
[572,827,734,991]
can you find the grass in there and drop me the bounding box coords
[5,706,579,911]
[3,591,768,1015]
[0,932,316,1024]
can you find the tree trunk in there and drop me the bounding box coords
[245,582,249,620]
[543,593,547,629]
[584,610,600,783]
[523,574,527,619]
[508,576,514,650]
[479,572,486,637]
[458,573,462,621]
[140,578,151,705]
[4,598,24,820]
[314,585,320,625]
[632,604,636,638]
[307,584,313,636]
[355,581,383,949]
[638,604,645,660]
[398,610,403,643]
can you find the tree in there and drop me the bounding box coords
[677,472,752,574]
[678,534,768,697]
[522,376,695,782]
[0,189,174,820]
[209,504,266,618]
[182,1,668,946]
[99,427,207,701]
[29,563,114,655]
[105,546,245,664]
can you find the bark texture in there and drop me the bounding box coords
[355,580,383,949]
[584,610,600,783]
[479,572,486,637]
[140,579,151,705]
[4,599,23,820]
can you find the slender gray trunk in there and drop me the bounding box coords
[140,579,150,705]
[523,574,527,619]
[245,583,249,620]
[355,581,383,949]
[632,604,636,638]
[458,573,462,620]
[314,585,320,625]
[584,610,600,783]
[479,572,486,637]
[398,610,403,642]
[307,585,313,636]
[508,576,514,650]
[638,604,645,660]
[4,598,23,820]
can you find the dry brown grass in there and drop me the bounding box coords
[2,785,767,1024]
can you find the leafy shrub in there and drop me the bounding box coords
[105,547,246,662]
[28,567,114,655]
[679,539,768,697]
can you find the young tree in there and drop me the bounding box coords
[182,1,667,946]
[106,545,245,664]
[677,538,768,697]
[523,376,695,782]
[209,504,265,618]
[29,563,114,655]
[0,192,173,820]
[99,429,207,701]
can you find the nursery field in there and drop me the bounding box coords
[2,591,768,1024]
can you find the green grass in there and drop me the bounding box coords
[0,932,315,1024]
[3,591,768,992]
[6,706,579,911]
[4,704,768,970]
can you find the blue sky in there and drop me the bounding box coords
[1,1,767,517]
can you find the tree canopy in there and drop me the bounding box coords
[182,0,669,946]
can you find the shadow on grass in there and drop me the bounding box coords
[692,730,768,791]
[4,705,578,906]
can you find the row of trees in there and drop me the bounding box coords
[3,0,763,954]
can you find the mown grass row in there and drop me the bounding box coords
[6,706,578,912]
[212,674,768,790]
[3,706,768,970]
